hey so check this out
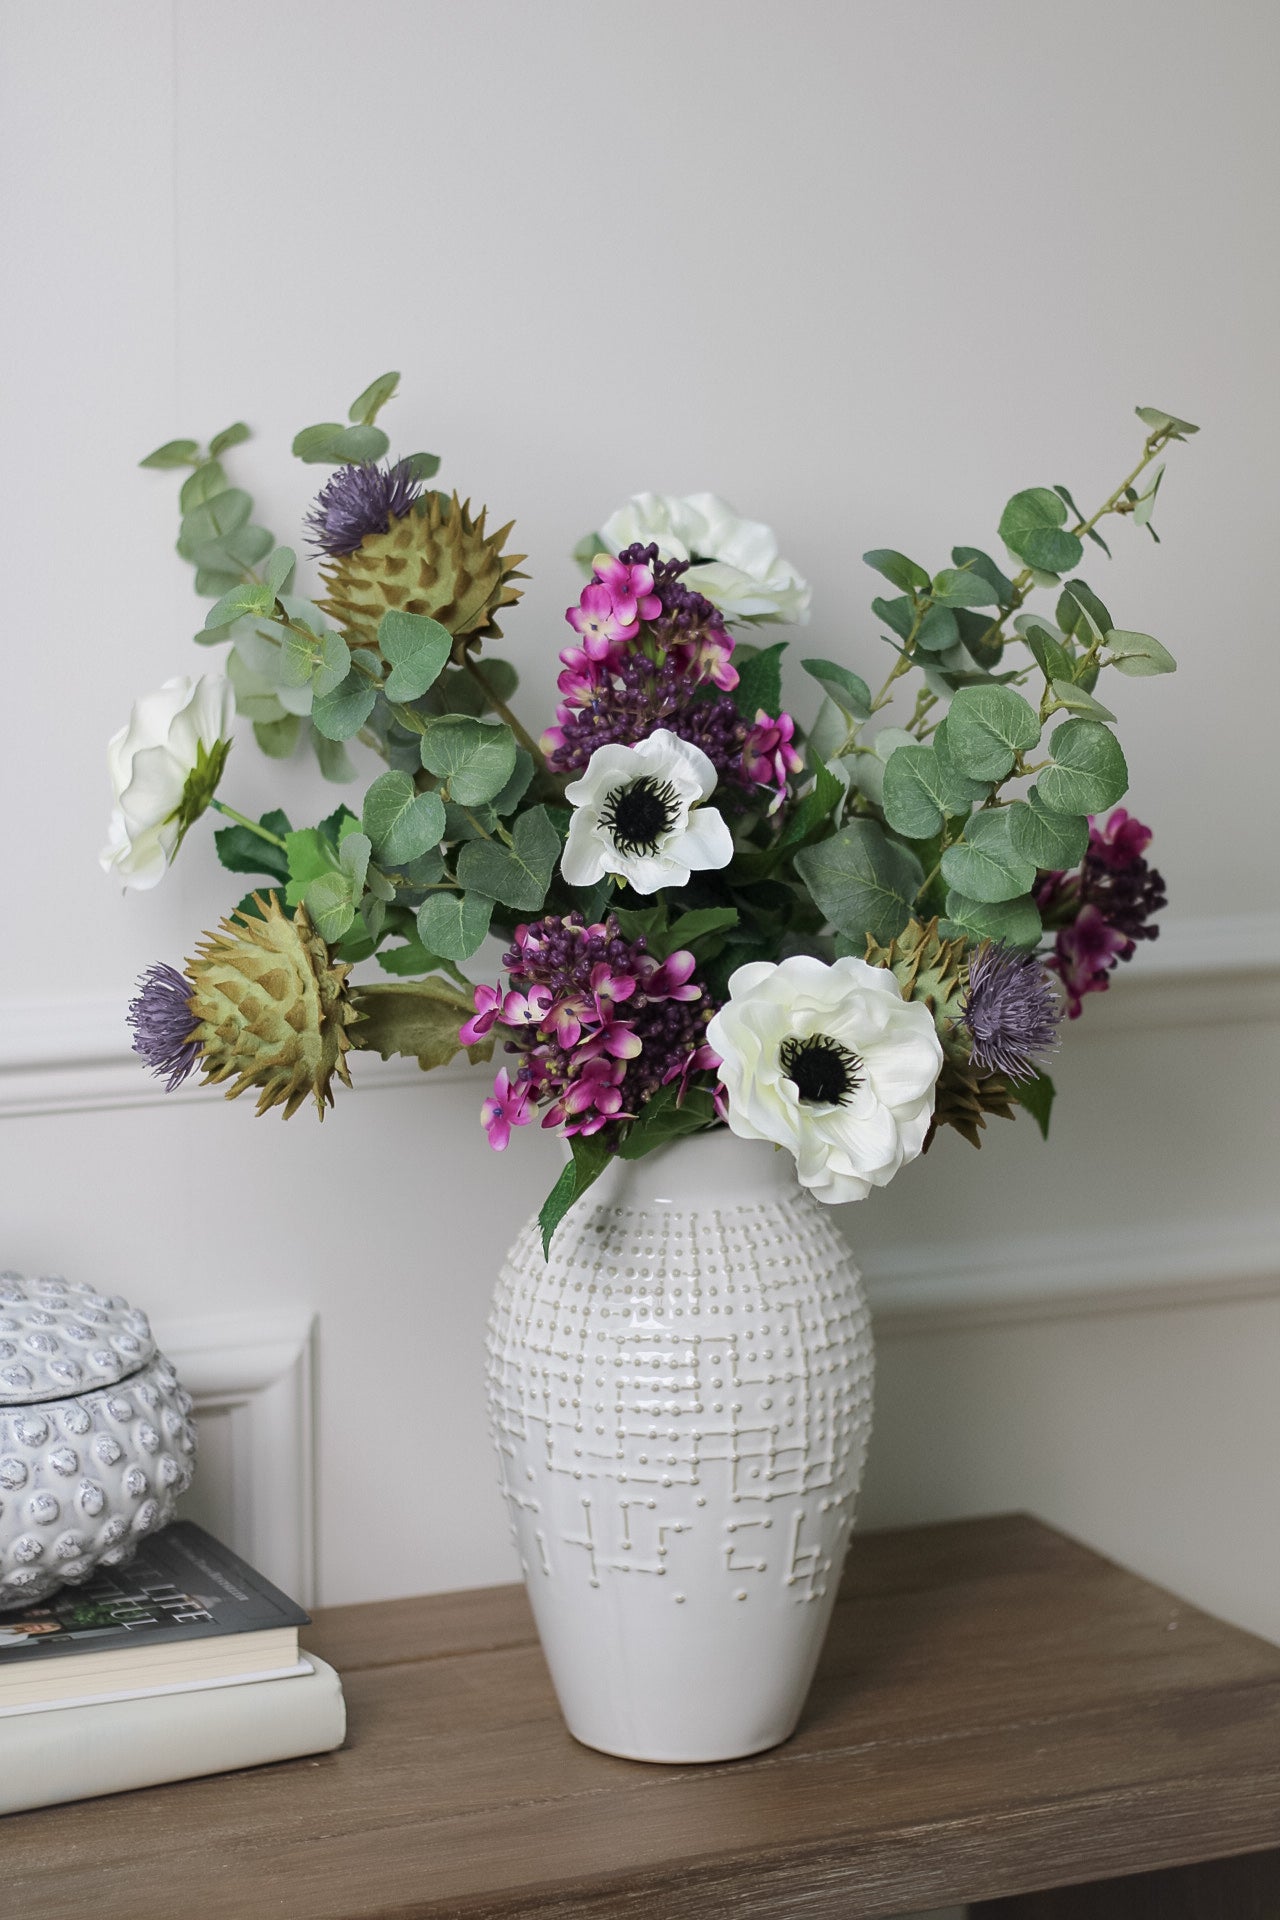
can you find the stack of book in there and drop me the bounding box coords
[0,1522,345,1812]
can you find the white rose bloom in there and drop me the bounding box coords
[561,728,734,895]
[598,491,811,626]
[99,674,235,891]
[707,955,943,1204]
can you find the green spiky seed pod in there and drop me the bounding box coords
[863,917,970,1054]
[187,894,357,1120]
[928,1059,1016,1150]
[318,492,527,665]
[864,916,1013,1150]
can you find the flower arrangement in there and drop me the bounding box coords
[109,375,1189,1248]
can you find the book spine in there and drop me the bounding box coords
[0,1656,345,1814]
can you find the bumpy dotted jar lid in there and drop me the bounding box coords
[0,1272,157,1405]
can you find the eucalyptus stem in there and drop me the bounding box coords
[209,799,287,849]
[463,657,548,771]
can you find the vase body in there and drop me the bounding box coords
[485,1131,873,1763]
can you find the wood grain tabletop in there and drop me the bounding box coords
[8,1513,1280,1919]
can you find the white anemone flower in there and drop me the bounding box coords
[561,728,733,895]
[99,674,235,891]
[707,955,944,1204]
[598,491,811,625]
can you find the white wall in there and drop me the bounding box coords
[2,1,1278,1626]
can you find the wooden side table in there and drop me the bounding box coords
[7,1514,1280,1918]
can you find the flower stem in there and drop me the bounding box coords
[463,657,548,771]
[209,799,288,849]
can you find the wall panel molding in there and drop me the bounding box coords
[155,1309,317,1607]
[865,1212,1280,1335]
[2,913,1276,1121]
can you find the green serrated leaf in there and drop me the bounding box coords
[420,716,518,806]
[1104,629,1177,677]
[214,809,292,883]
[456,805,559,911]
[303,869,357,943]
[379,611,453,702]
[540,1135,613,1258]
[777,761,846,849]
[140,438,199,470]
[1011,1066,1056,1138]
[793,818,923,947]
[1008,788,1089,870]
[941,809,1036,904]
[362,771,446,866]
[732,642,786,719]
[800,658,871,719]
[617,1084,718,1160]
[863,549,931,593]
[348,371,400,425]
[655,908,739,958]
[348,975,488,1072]
[417,890,494,962]
[945,686,1041,781]
[1038,719,1129,815]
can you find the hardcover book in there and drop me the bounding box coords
[0,1521,309,1710]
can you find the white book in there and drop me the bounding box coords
[0,1653,346,1814]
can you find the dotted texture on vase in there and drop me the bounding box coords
[0,1275,196,1609]
[487,1186,873,1605]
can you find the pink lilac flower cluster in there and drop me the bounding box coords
[545,544,802,811]
[465,913,720,1149]
[1034,809,1167,1017]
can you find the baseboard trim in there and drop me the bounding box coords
[2,913,1276,1121]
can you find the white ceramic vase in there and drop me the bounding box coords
[485,1129,874,1764]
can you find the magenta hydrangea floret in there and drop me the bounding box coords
[469,913,719,1148]
[1034,809,1167,1017]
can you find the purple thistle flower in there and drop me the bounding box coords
[305,460,424,556]
[961,942,1062,1080]
[127,962,202,1092]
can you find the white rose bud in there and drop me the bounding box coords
[99,674,235,891]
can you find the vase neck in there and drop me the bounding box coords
[591,1129,800,1213]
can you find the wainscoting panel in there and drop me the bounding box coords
[154,1309,318,1607]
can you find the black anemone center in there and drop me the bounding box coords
[779,1033,861,1106]
[599,777,681,857]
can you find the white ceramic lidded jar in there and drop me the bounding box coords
[0,1273,197,1608]
[486,1130,873,1764]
